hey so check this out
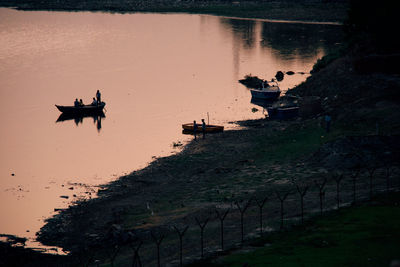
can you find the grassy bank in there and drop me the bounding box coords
[190,192,400,267]
[0,0,349,23]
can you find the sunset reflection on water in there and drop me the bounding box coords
[0,8,342,246]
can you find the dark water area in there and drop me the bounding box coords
[0,8,342,249]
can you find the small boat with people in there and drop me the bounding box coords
[56,90,105,114]
[182,122,224,133]
[55,102,106,114]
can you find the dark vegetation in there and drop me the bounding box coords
[0,0,349,23]
[311,0,400,74]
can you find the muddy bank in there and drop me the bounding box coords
[0,240,70,267]
[35,128,400,265]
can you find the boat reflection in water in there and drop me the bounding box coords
[56,112,105,131]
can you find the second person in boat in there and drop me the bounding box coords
[96,90,101,104]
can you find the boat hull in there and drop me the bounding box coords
[55,102,106,114]
[250,97,276,108]
[182,123,224,133]
[267,106,299,120]
[250,89,281,100]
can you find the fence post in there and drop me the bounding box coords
[350,168,360,204]
[235,200,251,245]
[195,216,210,259]
[384,165,394,193]
[215,208,230,251]
[366,166,377,200]
[295,184,309,224]
[333,173,344,209]
[108,245,120,267]
[151,231,165,267]
[173,225,189,267]
[275,191,290,230]
[254,196,268,236]
[131,241,143,267]
[314,178,327,216]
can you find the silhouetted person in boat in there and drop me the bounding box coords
[96,90,101,104]
[91,97,98,105]
[193,120,198,140]
[74,98,79,107]
[79,99,84,106]
[202,119,206,139]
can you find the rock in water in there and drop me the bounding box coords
[275,71,284,81]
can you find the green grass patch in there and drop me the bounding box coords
[254,121,326,163]
[191,192,400,267]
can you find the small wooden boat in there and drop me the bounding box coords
[182,123,224,133]
[55,102,106,114]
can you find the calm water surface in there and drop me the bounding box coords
[0,8,342,248]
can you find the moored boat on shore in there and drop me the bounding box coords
[182,123,224,133]
[250,88,281,100]
[267,106,299,120]
[249,80,281,100]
